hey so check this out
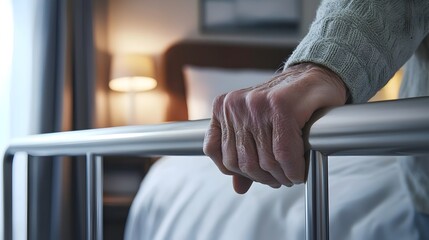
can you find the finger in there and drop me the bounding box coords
[245,91,291,187]
[232,175,253,194]
[204,118,235,175]
[272,115,306,184]
[253,127,293,187]
[220,97,240,174]
[203,95,235,175]
[236,129,280,187]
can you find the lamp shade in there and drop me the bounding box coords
[109,54,157,92]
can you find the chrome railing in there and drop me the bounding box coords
[4,97,429,240]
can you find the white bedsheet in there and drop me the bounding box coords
[125,155,422,240]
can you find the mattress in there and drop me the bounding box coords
[125,155,423,240]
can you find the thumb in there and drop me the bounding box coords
[233,175,253,194]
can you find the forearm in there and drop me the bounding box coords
[286,0,429,103]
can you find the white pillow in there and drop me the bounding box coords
[183,66,276,120]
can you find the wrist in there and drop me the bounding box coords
[289,63,348,105]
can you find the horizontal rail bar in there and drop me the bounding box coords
[305,96,429,156]
[4,96,429,240]
[5,120,208,156]
[5,97,429,157]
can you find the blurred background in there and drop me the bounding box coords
[0,0,401,239]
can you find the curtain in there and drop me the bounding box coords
[28,0,97,239]
[1,0,16,238]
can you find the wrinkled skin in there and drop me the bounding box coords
[203,63,348,194]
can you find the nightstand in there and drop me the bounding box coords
[103,156,155,240]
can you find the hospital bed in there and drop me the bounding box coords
[4,41,429,240]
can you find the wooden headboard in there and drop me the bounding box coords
[162,40,296,121]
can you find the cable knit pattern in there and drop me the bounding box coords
[286,0,429,103]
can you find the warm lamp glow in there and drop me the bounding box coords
[109,76,157,92]
[109,54,157,92]
[370,69,403,102]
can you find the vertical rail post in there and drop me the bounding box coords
[305,150,329,240]
[95,156,103,240]
[86,153,103,240]
[3,153,14,240]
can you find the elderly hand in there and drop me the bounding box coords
[203,63,347,194]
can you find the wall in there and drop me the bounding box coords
[108,0,320,54]
[94,0,111,128]
[107,0,320,125]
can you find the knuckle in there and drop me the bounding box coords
[212,94,227,113]
[280,174,294,187]
[259,159,277,172]
[223,158,239,172]
[278,157,305,184]
[213,94,226,106]
[284,169,304,184]
[258,176,279,186]
[239,161,258,175]
[289,176,304,184]
[209,157,233,176]
[202,143,216,158]
[224,91,244,110]
[267,91,287,109]
[202,144,210,156]
[203,130,221,158]
[218,166,233,175]
[245,91,266,112]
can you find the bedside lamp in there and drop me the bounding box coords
[110,54,157,124]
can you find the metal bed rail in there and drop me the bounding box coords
[4,97,429,240]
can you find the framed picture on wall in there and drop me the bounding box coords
[200,0,301,34]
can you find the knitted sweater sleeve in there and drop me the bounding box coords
[285,0,429,103]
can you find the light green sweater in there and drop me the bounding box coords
[286,0,429,213]
[287,0,429,103]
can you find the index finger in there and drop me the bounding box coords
[203,96,235,175]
